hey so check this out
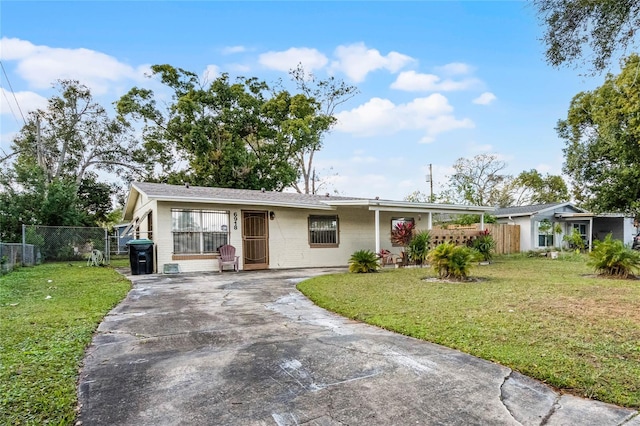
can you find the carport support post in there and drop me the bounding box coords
[374,208,381,257]
[428,212,432,230]
[588,217,593,252]
[480,213,485,231]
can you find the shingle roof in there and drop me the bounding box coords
[132,182,370,208]
[493,203,565,217]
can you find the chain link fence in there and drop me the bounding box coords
[1,242,39,275]
[23,225,110,264]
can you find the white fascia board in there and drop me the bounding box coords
[368,205,494,214]
[122,184,142,220]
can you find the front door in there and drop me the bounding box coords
[242,211,269,270]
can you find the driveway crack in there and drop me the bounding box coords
[539,394,561,425]
[499,370,523,425]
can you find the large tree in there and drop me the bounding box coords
[508,169,570,206]
[0,80,143,240]
[557,54,640,214]
[287,64,359,194]
[446,154,511,206]
[533,0,640,74]
[117,65,337,191]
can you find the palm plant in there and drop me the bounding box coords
[588,234,640,278]
[428,242,475,280]
[349,249,380,273]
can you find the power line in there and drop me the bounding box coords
[0,60,27,125]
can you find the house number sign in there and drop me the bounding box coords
[233,212,238,230]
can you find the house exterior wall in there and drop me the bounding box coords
[142,202,386,273]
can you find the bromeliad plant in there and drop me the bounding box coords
[349,249,380,273]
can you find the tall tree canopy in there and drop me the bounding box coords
[0,80,142,241]
[533,0,640,74]
[508,169,570,206]
[288,64,358,194]
[557,54,640,214]
[446,154,511,206]
[117,65,340,191]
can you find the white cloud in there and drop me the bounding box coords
[536,163,552,173]
[222,45,246,55]
[391,70,479,92]
[335,94,474,142]
[259,47,328,72]
[351,154,378,164]
[0,37,144,95]
[473,92,497,105]
[202,65,220,82]
[0,87,48,117]
[435,62,474,75]
[330,42,415,82]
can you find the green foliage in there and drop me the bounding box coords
[0,262,131,424]
[452,214,497,225]
[446,154,510,206]
[348,249,380,273]
[533,0,640,74]
[117,65,348,192]
[428,242,475,280]
[511,169,570,205]
[558,54,640,215]
[563,228,586,252]
[588,234,640,278]
[472,230,496,262]
[407,230,431,265]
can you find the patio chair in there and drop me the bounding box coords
[218,244,239,272]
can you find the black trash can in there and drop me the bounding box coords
[126,239,154,275]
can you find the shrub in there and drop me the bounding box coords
[564,228,586,252]
[472,229,496,262]
[349,249,380,273]
[428,242,475,280]
[588,234,640,279]
[408,230,431,266]
[390,222,415,265]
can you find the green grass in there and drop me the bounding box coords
[0,262,131,425]
[298,254,640,408]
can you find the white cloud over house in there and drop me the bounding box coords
[258,47,328,72]
[435,62,474,75]
[330,42,415,82]
[221,45,247,55]
[391,70,480,92]
[334,94,474,142]
[0,37,146,96]
[473,92,497,105]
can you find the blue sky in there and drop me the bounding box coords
[1,1,604,200]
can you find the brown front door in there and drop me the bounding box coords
[242,211,269,270]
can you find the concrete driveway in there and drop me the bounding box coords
[78,268,639,425]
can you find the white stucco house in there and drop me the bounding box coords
[122,182,494,273]
[494,202,638,252]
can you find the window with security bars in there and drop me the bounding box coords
[172,209,229,254]
[308,215,339,247]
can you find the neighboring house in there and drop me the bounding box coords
[494,202,638,252]
[494,203,593,252]
[122,182,494,273]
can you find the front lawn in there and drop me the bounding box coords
[0,262,131,425]
[298,255,640,408]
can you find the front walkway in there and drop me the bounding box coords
[78,269,639,425]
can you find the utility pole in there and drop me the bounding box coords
[426,163,433,202]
